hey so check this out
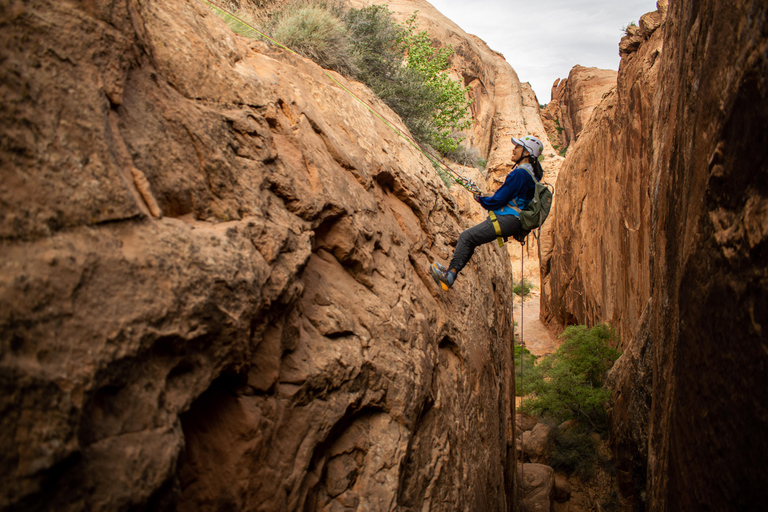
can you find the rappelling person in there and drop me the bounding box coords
[430,135,545,290]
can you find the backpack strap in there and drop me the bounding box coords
[509,166,538,212]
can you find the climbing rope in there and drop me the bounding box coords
[519,239,525,497]
[199,0,482,194]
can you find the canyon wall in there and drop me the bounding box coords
[0,1,522,510]
[541,66,617,151]
[542,0,768,510]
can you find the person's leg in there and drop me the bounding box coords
[432,214,528,290]
[448,218,499,274]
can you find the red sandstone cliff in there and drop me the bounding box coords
[0,1,523,510]
[541,0,768,509]
[541,66,617,152]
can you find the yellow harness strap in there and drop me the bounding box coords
[489,211,504,247]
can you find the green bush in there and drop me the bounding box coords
[273,5,356,76]
[548,423,602,479]
[398,13,472,154]
[521,323,621,431]
[209,3,475,158]
[512,277,534,298]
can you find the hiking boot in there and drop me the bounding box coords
[430,262,455,291]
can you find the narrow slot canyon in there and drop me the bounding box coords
[1,0,766,511]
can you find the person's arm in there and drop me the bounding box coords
[476,169,529,210]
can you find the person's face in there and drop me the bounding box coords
[511,144,526,161]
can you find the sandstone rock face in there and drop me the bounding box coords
[543,0,768,510]
[542,67,617,151]
[553,473,570,503]
[539,24,661,345]
[0,1,520,510]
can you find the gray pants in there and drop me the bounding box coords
[448,214,528,273]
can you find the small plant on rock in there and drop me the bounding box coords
[622,20,638,36]
[512,277,535,299]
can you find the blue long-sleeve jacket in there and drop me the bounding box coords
[477,164,537,217]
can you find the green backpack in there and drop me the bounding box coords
[511,167,554,231]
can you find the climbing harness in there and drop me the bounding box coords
[489,211,504,247]
[199,0,482,195]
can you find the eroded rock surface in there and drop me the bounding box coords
[0,1,519,510]
[542,0,768,509]
[541,66,617,150]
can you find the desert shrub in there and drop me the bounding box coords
[273,5,356,76]
[443,142,483,168]
[548,423,601,479]
[435,164,454,188]
[343,4,403,85]
[512,277,534,298]
[208,2,475,157]
[521,323,621,431]
[399,13,472,153]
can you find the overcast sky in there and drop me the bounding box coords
[427,0,657,103]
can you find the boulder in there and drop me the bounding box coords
[517,412,540,435]
[518,463,555,512]
[522,422,552,463]
[553,473,571,502]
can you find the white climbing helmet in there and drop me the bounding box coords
[511,135,543,159]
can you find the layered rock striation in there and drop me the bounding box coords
[0,1,521,510]
[542,0,768,509]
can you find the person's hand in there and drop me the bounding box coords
[473,193,482,203]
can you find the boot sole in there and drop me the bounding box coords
[429,264,451,291]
